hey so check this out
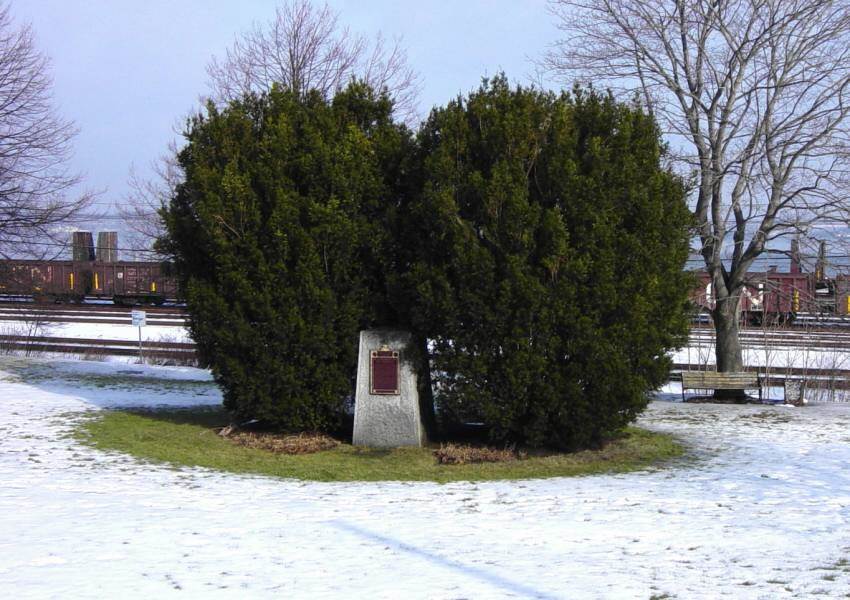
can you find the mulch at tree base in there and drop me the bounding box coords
[218,429,340,455]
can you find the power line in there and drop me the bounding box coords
[2,239,166,256]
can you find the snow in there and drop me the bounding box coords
[2,357,850,598]
[0,318,192,344]
[45,321,192,344]
[674,342,850,372]
[4,310,849,372]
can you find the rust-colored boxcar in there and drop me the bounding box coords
[0,260,178,304]
[747,272,814,316]
[836,275,850,316]
[688,269,818,324]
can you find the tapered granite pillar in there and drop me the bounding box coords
[352,330,426,447]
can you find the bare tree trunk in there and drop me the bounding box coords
[713,294,747,400]
[414,335,437,441]
[713,295,743,372]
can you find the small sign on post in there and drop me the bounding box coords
[131,310,146,363]
[131,310,146,327]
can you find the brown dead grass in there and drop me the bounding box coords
[433,443,526,465]
[221,430,340,455]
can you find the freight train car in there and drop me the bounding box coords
[687,237,850,324]
[690,268,849,324]
[836,275,850,316]
[0,259,178,305]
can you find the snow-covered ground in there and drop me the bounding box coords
[673,343,850,372]
[3,311,849,374]
[2,357,850,598]
[0,319,192,344]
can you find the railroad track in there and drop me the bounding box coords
[789,314,850,328]
[0,302,188,327]
[1,333,846,392]
[0,297,186,312]
[0,335,198,362]
[692,314,850,330]
[689,326,850,350]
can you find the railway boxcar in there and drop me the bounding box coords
[0,260,77,300]
[90,262,178,305]
[689,269,822,325]
[0,259,178,305]
[747,271,815,321]
[836,275,850,316]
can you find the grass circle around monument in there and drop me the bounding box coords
[76,407,684,483]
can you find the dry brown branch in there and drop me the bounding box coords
[117,146,183,259]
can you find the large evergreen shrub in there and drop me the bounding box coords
[161,84,411,431]
[401,77,691,449]
[163,75,690,449]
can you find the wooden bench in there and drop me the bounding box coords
[681,371,762,402]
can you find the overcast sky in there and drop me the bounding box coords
[14,1,561,228]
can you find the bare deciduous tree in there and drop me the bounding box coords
[546,0,850,374]
[0,2,92,258]
[206,0,421,122]
[122,0,421,256]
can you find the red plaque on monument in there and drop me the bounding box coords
[370,349,400,395]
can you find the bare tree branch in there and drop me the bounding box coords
[0,2,93,258]
[205,0,422,124]
[117,144,183,260]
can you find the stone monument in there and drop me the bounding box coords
[352,329,427,447]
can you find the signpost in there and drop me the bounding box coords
[131,310,146,363]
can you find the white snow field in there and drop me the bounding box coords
[1,357,850,599]
[0,318,193,344]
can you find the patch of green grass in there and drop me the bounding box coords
[75,407,685,483]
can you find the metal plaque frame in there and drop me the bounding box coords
[370,348,400,395]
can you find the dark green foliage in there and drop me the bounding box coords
[162,74,690,450]
[401,76,691,449]
[161,83,411,431]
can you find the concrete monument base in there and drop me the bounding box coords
[352,329,426,447]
